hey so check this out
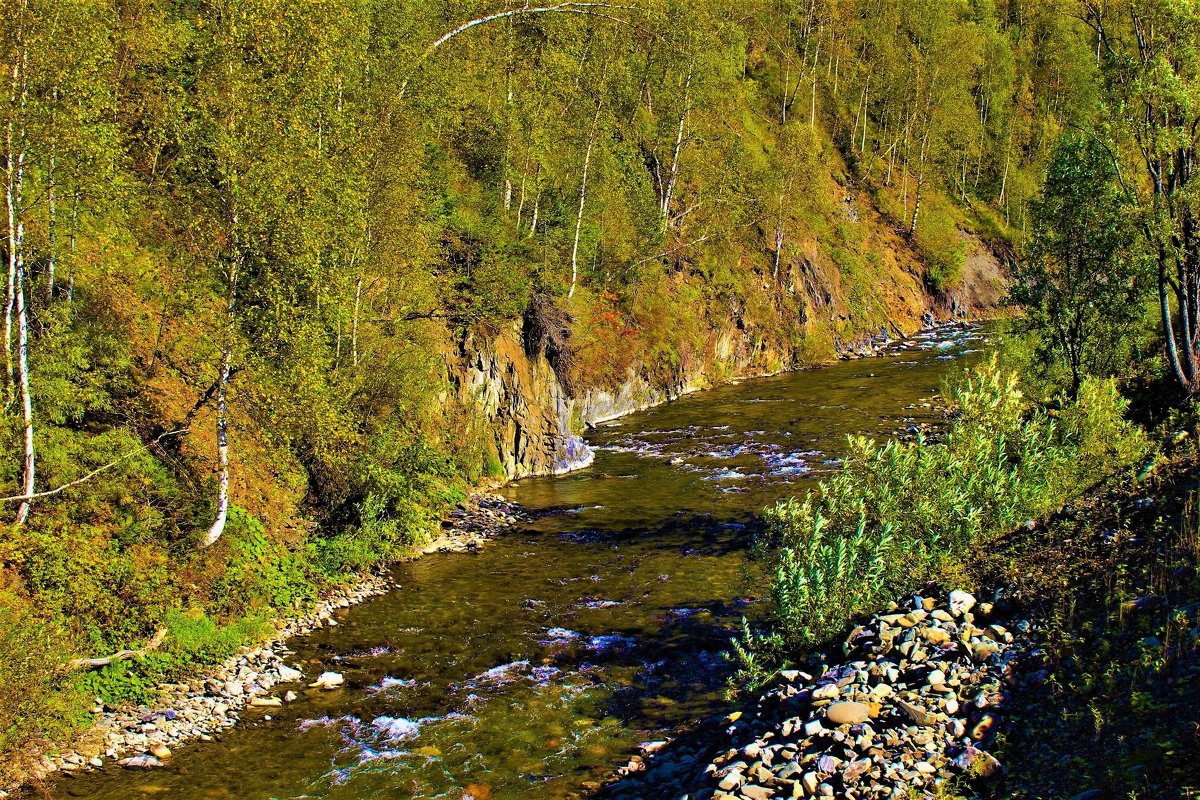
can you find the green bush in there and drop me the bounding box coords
[314,491,437,580]
[78,609,272,708]
[211,507,317,616]
[0,591,84,767]
[743,360,1149,679]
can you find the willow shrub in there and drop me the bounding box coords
[740,360,1148,676]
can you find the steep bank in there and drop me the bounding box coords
[453,233,1006,480]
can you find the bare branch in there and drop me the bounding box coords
[399,3,644,98]
[0,429,188,504]
[632,233,712,267]
[67,627,168,671]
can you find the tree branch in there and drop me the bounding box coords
[632,233,712,267]
[0,429,188,503]
[66,627,168,671]
[399,3,643,98]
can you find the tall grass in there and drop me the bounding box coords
[739,360,1149,678]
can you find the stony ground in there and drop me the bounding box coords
[601,452,1200,800]
[603,590,1027,800]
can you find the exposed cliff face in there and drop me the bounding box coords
[452,233,1006,480]
[456,332,595,479]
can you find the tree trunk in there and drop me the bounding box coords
[528,186,540,238]
[200,247,240,549]
[351,275,362,368]
[570,100,602,299]
[515,160,528,226]
[909,175,923,239]
[67,190,78,302]
[1159,246,1190,390]
[14,245,32,525]
[661,67,692,231]
[199,340,232,549]
[860,74,870,154]
[773,195,785,282]
[46,149,55,301]
[810,60,818,128]
[781,60,790,124]
[4,60,22,403]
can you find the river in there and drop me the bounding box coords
[46,325,984,800]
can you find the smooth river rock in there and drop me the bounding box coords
[825,701,870,725]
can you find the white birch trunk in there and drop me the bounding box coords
[351,275,362,368]
[67,190,78,302]
[528,189,540,238]
[199,341,231,548]
[46,149,55,300]
[569,103,602,300]
[14,243,32,525]
[4,61,20,401]
[200,247,240,549]
[661,68,692,231]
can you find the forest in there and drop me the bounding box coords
[2,0,1199,797]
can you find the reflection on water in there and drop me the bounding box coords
[49,325,983,800]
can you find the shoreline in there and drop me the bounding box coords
[4,493,525,794]
[540,316,983,480]
[599,589,1026,800]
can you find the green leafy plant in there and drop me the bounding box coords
[751,359,1149,656]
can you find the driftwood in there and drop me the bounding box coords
[67,627,168,670]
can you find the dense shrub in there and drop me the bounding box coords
[0,591,83,769]
[739,360,1149,681]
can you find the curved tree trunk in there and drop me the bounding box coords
[200,246,240,549]
[199,341,231,548]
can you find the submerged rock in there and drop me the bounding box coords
[309,671,344,690]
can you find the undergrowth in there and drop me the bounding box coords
[734,359,1150,686]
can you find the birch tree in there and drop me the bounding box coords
[1082,0,1200,393]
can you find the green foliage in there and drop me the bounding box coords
[314,492,437,580]
[1084,0,1200,393]
[1010,133,1155,396]
[211,507,317,616]
[914,197,968,294]
[0,0,1119,773]
[0,592,85,764]
[749,360,1149,660]
[78,610,272,709]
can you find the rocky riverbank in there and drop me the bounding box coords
[6,493,524,793]
[603,589,1031,800]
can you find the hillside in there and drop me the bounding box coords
[0,0,1086,781]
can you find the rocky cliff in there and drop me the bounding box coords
[451,232,1007,480]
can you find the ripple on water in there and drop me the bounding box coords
[370,676,418,693]
[580,600,623,611]
[586,633,637,654]
[371,716,422,741]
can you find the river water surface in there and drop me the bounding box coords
[49,326,983,800]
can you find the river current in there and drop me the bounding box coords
[49,325,983,800]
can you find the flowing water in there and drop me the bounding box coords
[48,326,984,800]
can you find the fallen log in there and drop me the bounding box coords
[67,627,168,670]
